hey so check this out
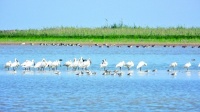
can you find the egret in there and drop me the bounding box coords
[63,60,72,70]
[5,61,12,70]
[116,61,125,71]
[71,58,79,70]
[34,58,47,71]
[100,59,108,70]
[21,60,34,71]
[169,62,178,70]
[51,60,61,70]
[184,62,191,71]
[47,61,53,71]
[137,61,147,71]
[124,61,134,70]
[79,58,91,70]
[11,58,20,71]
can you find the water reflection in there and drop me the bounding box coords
[22,70,35,75]
[6,71,17,74]
[185,71,192,77]
[127,70,134,76]
[198,71,200,77]
[3,69,200,80]
[137,71,149,76]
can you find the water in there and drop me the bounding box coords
[0,45,200,112]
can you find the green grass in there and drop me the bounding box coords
[0,26,200,44]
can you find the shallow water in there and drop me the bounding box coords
[0,45,200,112]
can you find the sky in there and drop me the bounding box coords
[0,0,200,30]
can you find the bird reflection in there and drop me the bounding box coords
[185,71,191,77]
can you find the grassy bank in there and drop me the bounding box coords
[0,26,200,45]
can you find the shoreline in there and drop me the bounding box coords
[0,42,199,46]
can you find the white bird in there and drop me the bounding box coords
[34,61,42,70]
[124,61,134,70]
[21,60,34,71]
[198,63,200,67]
[63,60,72,70]
[184,62,191,71]
[51,60,61,70]
[11,58,20,71]
[116,61,125,70]
[169,62,178,70]
[41,59,48,70]
[5,61,12,70]
[100,59,108,70]
[79,57,84,63]
[21,60,27,67]
[47,61,53,70]
[137,61,147,71]
[34,58,47,71]
[71,58,79,70]
[80,58,91,70]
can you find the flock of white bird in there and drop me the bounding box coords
[4,57,92,74]
[4,58,62,72]
[4,57,200,76]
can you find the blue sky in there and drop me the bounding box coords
[1,0,200,30]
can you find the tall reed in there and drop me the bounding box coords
[0,26,199,44]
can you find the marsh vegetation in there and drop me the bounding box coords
[0,25,200,44]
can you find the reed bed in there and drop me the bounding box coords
[0,26,200,44]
